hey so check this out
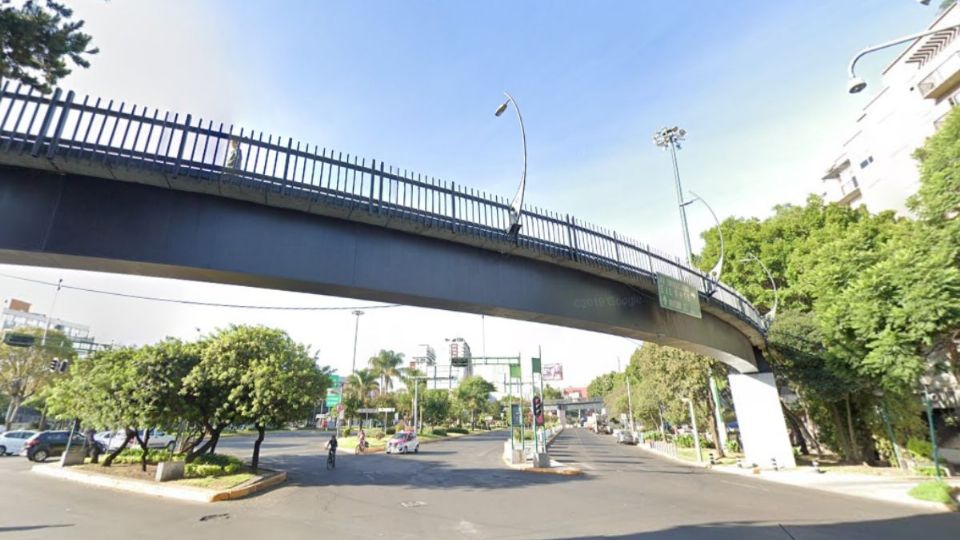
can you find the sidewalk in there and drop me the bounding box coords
[636,444,958,512]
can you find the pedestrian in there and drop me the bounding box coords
[83,427,101,464]
[226,138,243,170]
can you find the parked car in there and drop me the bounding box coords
[106,429,176,451]
[0,430,37,456]
[20,431,87,462]
[385,431,420,454]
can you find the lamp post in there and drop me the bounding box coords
[653,126,693,264]
[682,191,725,282]
[740,253,779,324]
[495,92,527,235]
[682,397,703,463]
[874,390,906,470]
[921,386,943,479]
[40,278,63,347]
[847,23,960,94]
[350,310,364,375]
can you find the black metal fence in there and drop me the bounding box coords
[0,84,764,330]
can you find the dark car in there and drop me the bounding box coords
[20,431,90,462]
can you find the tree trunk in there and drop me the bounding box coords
[797,397,823,457]
[705,397,726,457]
[4,395,21,431]
[844,396,863,463]
[102,429,136,467]
[828,402,855,462]
[781,403,809,455]
[187,424,223,462]
[251,423,266,472]
[136,431,152,472]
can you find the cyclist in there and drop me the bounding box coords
[356,428,367,455]
[325,433,338,469]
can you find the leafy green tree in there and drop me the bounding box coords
[368,349,404,393]
[1,327,73,431]
[454,376,495,428]
[0,0,98,93]
[223,326,328,471]
[420,389,451,426]
[543,385,563,400]
[587,371,622,400]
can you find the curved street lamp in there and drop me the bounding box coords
[682,190,724,283]
[495,92,527,235]
[653,126,693,264]
[739,253,778,323]
[847,23,960,94]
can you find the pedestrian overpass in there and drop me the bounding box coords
[0,85,795,468]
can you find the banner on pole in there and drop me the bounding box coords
[531,357,541,374]
[509,364,521,379]
[511,403,521,425]
[542,363,563,381]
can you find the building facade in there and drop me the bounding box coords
[822,3,960,213]
[1,298,100,357]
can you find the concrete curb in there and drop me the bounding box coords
[32,464,285,503]
[635,443,710,469]
[500,455,584,476]
[350,430,496,455]
[635,444,955,513]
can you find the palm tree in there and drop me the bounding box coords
[346,369,380,406]
[368,350,404,393]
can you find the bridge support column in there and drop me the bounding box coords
[728,372,796,469]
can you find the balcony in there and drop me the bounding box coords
[917,51,960,100]
[837,177,861,206]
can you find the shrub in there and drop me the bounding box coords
[674,434,694,448]
[430,428,447,436]
[908,480,956,505]
[907,438,934,461]
[447,427,469,435]
[184,453,244,478]
[726,438,741,453]
[386,428,396,435]
[643,431,663,442]
[112,448,180,465]
[341,427,352,437]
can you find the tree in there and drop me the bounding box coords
[453,376,495,428]
[47,346,142,466]
[180,332,245,460]
[345,368,379,425]
[420,389,451,426]
[0,0,98,93]
[1,327,73,431]
[543,385,563,400]
[368,349,404,393]
[222,326,328,471]
[587,371,622,400]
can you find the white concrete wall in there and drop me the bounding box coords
[728,372,796,469]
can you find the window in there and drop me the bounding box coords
[859,156,874,169]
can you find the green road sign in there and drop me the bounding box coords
[3,332,35,347]
[531,357,541,374]
[451,357,470,368]
[509,364,521,379]
[656,273,702,319]
[325,388,341,407]
[329,374,341,387]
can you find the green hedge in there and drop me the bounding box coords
[185,453,244,478]
[446,427,469,435]
[430,428,447,436]
[112,448,180,465]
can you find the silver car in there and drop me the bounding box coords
[0,430,37,455]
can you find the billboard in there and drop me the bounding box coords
[542,363,563,381]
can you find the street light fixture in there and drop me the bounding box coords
[653,126,693,264]
[682,190,725,283]
[847,23,960,94]
[350,310,364,375]
[495,92,527,236]
[739,253,778,323]
[681,397,703,464]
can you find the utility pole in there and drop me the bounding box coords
[41,278,63,346]
[350,310,364,374]
[683,397,703,464]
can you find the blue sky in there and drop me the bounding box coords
[0,1,938,387]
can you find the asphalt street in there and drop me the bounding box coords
[2,428,959,539]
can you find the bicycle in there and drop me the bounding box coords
[354,440,368,455]
[326,449,336,469]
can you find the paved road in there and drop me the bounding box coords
[1,428,958,539]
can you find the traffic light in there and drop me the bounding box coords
[57,360,69,373]
[532,396,544,426]
[3,332,35,347]
[49,359,60,371]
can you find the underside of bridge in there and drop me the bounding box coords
[0,165,767,373]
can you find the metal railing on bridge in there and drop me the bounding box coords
[0,84,765,331]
